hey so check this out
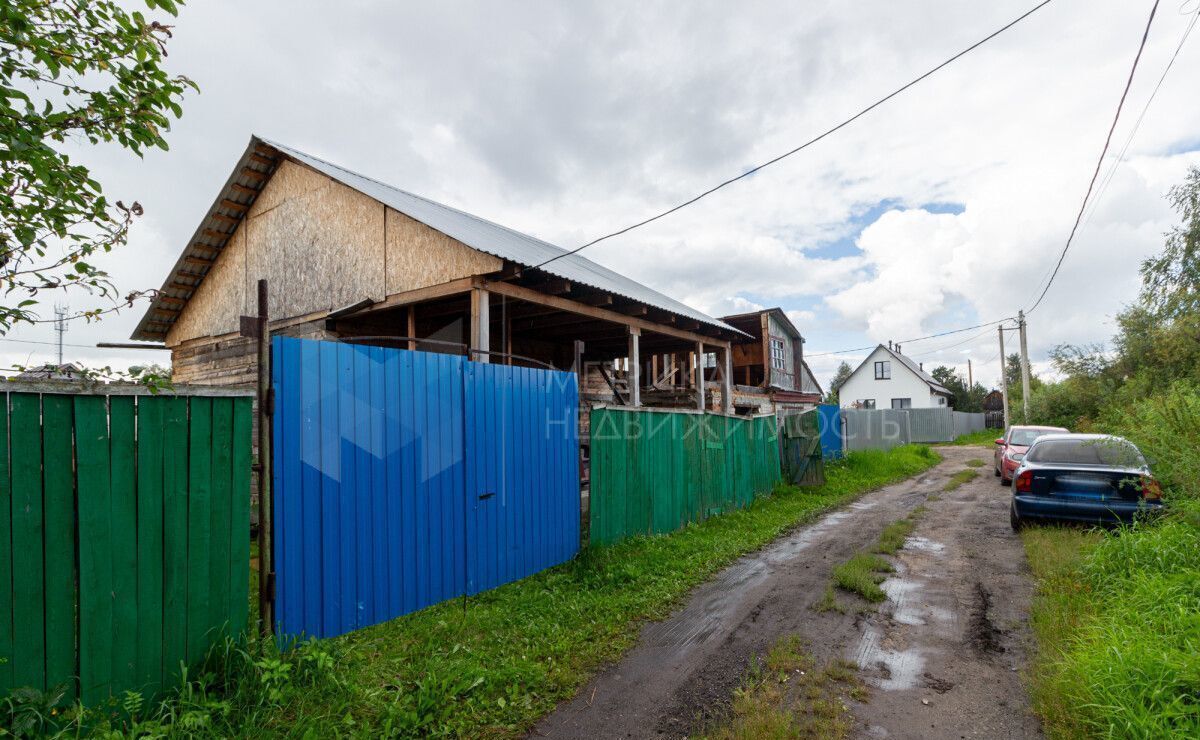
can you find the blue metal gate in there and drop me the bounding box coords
[272,337,579,640]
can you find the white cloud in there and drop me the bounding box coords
[3,0,1197,397]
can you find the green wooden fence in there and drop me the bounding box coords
[589,408,781,545]
[0,389,253,704]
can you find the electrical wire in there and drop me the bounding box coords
[524,0,1056,274]
[804,316,1015,358]
[1077,5,1198,231]
[1024,0,1161,315]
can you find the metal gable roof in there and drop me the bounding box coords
[133,135,741,340]
[884,345,953,395]
[262,138,738,333]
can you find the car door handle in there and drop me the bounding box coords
[478,492,495,500]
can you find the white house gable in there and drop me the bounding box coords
[838,346,951,410]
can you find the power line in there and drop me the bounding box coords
[0,336,100,349]
[1024,0,1161,315]
[526,0,1056,274]
[805,317,1014,358]
[1077,5,1198,230]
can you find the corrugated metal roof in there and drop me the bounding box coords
[134,135,741,340]
[263,138,737,332]
[885,346,953,395]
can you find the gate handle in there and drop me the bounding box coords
[478,492,496,500]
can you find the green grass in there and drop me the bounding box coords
[812,584,847,614]
[947,429,1000,446]
[832,553,894,603]
[1022,514,1200,739]
[22,444,941,738]
[942,468,979,491]
[965,458,985,468]
[700,635,865,740]
[873,510,921,555]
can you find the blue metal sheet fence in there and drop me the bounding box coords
[817,404,843,460]
[272,337,579,640]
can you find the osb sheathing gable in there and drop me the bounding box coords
[384,207,500,295]
[244,160,386,321]
[166,160,507,346]
[166,225,246,345]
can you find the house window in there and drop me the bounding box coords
[874,360,891,380]
[891,398,911,409]
[856,399,876,409]
[769,337,786,370]
[938,396,946,406]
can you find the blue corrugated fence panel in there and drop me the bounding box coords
[817,404,843,460]
[272,337,580,641]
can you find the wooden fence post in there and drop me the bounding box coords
[255,280,274,635]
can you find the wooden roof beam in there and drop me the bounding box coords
[183,256,213,266]
[202,228,231,241]
[229,182,259,196]
[220,198,249,211]
[241,167,269,180]
[249,153,276,167]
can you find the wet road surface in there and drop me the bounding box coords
[531,446,1041,739]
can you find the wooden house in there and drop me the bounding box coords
[718,308,823,415]
[132,136,748,425]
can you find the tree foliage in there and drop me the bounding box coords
[929,365,987,412]
[823,361,852,404]
[1027,166,1200,454]
[0,0,194,331]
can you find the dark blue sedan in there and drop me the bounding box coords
[1009,433,1163,530]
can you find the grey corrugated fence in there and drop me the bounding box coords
[842,408,985,451]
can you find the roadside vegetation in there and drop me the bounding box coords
[947,428,997,446]
[700,635,866,740]
[4,445,940,737]
[1018,166,1200,739]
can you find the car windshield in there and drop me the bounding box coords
[1008,428,1064,446]
[1025,438,1146,468]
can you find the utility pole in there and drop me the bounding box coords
[967,358,973,389]
[1018,310,1032,423]
[53,303,68,366]
[998,326,1010,430]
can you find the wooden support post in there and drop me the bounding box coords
[504,314,513,366]
[719,344,733,414]
[470,287,490,363]
[695,341,706,411]
[255,279,274,636]
[406,306,417,351]
[628,327,641,407]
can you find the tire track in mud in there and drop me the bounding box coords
[531,453,973,739]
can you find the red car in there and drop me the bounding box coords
[994,425,1069,485]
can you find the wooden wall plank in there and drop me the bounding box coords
[209,398,234,641]
[41,395,77,697]
[0,396,13,691]
[161,397,190,683]
[10,394,46,690]
[75,395,112,702]
[109,397,138,694]
[136,398,165,694]
[229,398,252,637]
[186,398,213,662]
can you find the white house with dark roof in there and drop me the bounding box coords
[837,343,954,410]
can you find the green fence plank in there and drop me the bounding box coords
[75,395,112,703]
[229,398,252,638]
[589,409,782,546]
[209,398,234,642]
[161,397,189,685]
[187,398,213,663]
[109,397,138,695]
[136,397,165,695]
[0,396,12,692]
[10,394,46,691]
[42,395,77,698]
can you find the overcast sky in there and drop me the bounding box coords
[6,0,1199,390]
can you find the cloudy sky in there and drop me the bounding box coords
[6,0,1199,390]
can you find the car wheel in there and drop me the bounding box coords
[1010,503,1024,532]
[994,465,1000,477]
[1001,476,1011,487]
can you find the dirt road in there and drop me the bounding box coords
[532,446,1042,739]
